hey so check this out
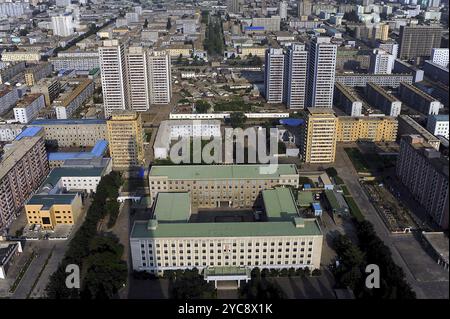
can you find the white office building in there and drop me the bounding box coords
[307,37,337,108]
[285,44,308,109]
[369,49,395,74]
[427,115,449,139]
[279,1,288,20]
[52,15,74,37]
[264,48,285,103]
[98,40,129,117]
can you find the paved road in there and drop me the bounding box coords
[333,145,448,299]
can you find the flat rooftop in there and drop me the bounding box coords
[27,194,78,209]
[30,119,106,125]
[262,187,299,221]
[42,166,105,188]
[131,218,322,239]
[149,164,298,180]
[153,192,191,222]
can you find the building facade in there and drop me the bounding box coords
[307,37,337,108]
[301,108,337,163]
[106,111,144,169]
[13,94,46,124]
[398,25,443,61]
[396,135,449,230]
[264,48,285,103]
[336,116,398,142]
[285,44,308,109]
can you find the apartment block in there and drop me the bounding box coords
[369,49,394,74]
[427,115,449,139]
[333,82,363,117]
[307,37,337,108]
[398,115,440,150]
[398,24,443,61]
[24,62,53,86]
[0,87,20,115]
[49,51,100,71]
[0,130,49,233]
[366,82,401,117]
[13,94,46,124]
[301,108,337,163]
[147,50,172,105]
[148,164,300,207]
[335,73,413,87]
[106,111,144,169]
[127,47,150,111]
[399,82,442,115]
[285,44,308,109]
[29,119,107,147]
[99,40,129,117]
[337,116,398,142]
[396,135,449,229]
[1,51,41,62]
[53,79,94,119]
[30,78,61,107]
[264,48,285,103]
[0,61,26,85]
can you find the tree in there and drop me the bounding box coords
[170,269,216,299]
[325,167,338,177]
[143,18,148,28]
[229,112,246,128]
[343,10,359,23]
[166,18,172,30]
[195,100,211,113]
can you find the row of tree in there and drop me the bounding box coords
[332,221,416,299]
[204,15,224,56]
[45,172,127,299]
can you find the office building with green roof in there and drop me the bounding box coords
[130,187,323,280]
[148,164,300,208]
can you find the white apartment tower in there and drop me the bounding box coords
[126,47,150,112]
[147,50,172,105]
[369,49,395,74]
[279,1,288,20]
[307,37,337,108]
[431,48,449,68]
[285,44,308,109]
[264,48,285,103]
[51,15,74,37]
[98,40,129,117]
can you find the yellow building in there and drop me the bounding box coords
[337,116,398,142]
[107,110,144,169]
[167,45,192,58]
[1,51,41,62]
[240,47,267,58]
[301,108,338,164]
[25,194,82,230]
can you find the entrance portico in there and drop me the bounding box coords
[204,267,251,288]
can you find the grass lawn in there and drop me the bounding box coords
[344,148,370,173]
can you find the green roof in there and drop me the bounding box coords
[43,167,104,187]
[154,193,191,222]
[297,191,314,207]
[130,218,322,238]
[27,194,78,209]
[324,190,339,210]
[149,164,298,180]
[262,187,299,221]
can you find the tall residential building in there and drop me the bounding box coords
[0,130,49,234]
[227,0,241,13]
[147,50,172,105]
[369,49,395,74]
[396,135,449,230]
[298,0,312,17]
[106,111,144,169]
[264,48,285,103]
[301,108,338,163]
[427,114,449,139]
[307,37,337,108]
[279,1,288,20]
[51,15,74,37]
[99,40,129,117]
[285,44,308,109]
[126,47,150,111]
[398,25,443,61]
